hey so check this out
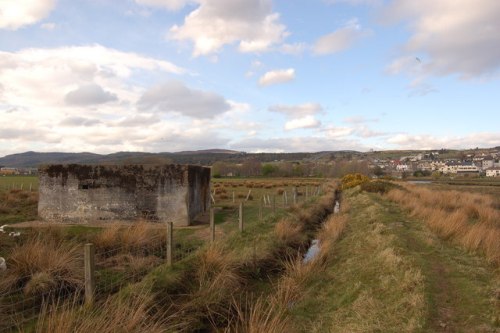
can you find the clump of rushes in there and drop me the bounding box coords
[92,221,164,257]
[35,290,168,333]
[0,237,83,296]
[227,296,295,333]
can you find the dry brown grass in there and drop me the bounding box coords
[387,186,500,265]
[92,221,164,257]
[227,296,294,333]
[0,237,83,296]
[274,218,304,247]
[35,291,167,333]
[177,243,243,327]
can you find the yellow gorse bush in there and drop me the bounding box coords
[341,173,370,190]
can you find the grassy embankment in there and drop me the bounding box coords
[287,180,499,332]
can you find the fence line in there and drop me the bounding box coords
[0,186,325,332]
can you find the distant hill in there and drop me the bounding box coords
[0,150,332,168]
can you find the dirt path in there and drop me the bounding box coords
[375,194,499,332]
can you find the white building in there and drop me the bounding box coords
[482,158,494,170]
[486,168,500,177]
[456,165,479,174]
[396,164,409,171]
[439,164,458,174]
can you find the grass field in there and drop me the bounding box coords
[0,175,39,191]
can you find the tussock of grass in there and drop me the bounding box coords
[92,221,164,257]
[35,291,167,333]
[0,237,83,296]
[227,296,294,333]
[274,218,304,248]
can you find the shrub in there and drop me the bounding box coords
[341,173,370,190]
[361,181,398,194]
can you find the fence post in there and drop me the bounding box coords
[232,191,235,204]
[293,187,297,205]
[210,208,215,242]
[20,183,23,190]
[239,202,244,232]
[167,222,173,266]
[259,196,263,221]
[29,183,32,192]
[306,186,309,199]
[84,243,95,306]
[272,195,276,214]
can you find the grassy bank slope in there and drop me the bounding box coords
[293,189,499,332]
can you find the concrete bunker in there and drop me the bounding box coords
[38,164,211,226]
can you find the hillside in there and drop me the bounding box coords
[0,150,358,168]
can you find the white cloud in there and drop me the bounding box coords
[284,116,321,130]
[134,0,192,11]
[65,84,118,106]
[0,45,238,156]
[344,116,378,124]
[269,103,323,118]
[313,19,371,55]
[230,136,368,153]
[354,126,387,138]
[386,132,500,150]
[137,81,231,119]
[0,0,56,30]
[258,68,295,86]
[324,0,380,5]
[168,0,288,56]
[40,22,56,30]
[382,0,500,78]
[323,126,354,138]
[280,43,307,55]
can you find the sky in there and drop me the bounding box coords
[0,0,499,157]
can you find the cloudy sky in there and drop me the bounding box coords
[0,0,499,156]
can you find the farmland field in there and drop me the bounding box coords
[0,175,39,192]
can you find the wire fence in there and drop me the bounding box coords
[0,186,325,332]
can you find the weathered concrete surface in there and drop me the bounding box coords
[38,164,210,226]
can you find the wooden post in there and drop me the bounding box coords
[29,183,32,192]
[272,195,276,214]
[239,202,244,232]
[84,243,95,306]
[166,222,173,266]
[306,186,309,199]
[20,183,23,190]
[210,208,215,242]
[232,191,235,203]
[259,196,263,221]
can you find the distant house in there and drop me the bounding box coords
[486,168,500,177]
[456,164,480,174]
[0,167,19,175]
[439,164,458,174]
[396,164,409,171]
[481,156,494,170]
